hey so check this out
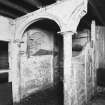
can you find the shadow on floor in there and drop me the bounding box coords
[87,92,105,105]
[19,81,63,105]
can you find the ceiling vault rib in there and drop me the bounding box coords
[0,0,28,14]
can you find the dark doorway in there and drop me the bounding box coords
[0,41,12,105]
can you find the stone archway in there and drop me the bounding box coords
[11,0,88,104]
[20,18,61,98]
[12,18,62,103]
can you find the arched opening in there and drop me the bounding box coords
[20,18,64,105]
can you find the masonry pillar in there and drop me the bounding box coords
[11,41,21,104]
[62,31,74,105]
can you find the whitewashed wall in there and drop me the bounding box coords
[96,26,105,68]
[0,16,13,41]
[72,30,96,105]
[19,28,55,98]
[95,26,105,92]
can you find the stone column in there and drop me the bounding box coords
[61,31,74,105]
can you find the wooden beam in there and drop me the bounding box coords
[0,10,17,18]
[22,0,42,8]
[0,0,28,14]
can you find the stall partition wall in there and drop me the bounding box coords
[72,44,96,105]
[72,43,93,105]
[71,21,98,105]
[95,26,105,90]
[96,26,105,68]
[20,28,56,98]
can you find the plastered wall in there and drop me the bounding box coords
[96,26,105,68]
[0,16,13,41]
[20,28,55,98]
[95,26,105,90]
[72,31,96,105]
[72,44,93,105]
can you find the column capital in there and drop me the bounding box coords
[57,30,77,36]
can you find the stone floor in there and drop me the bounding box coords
[87,93,105,105]
[19,81,63,105]
[18,86,105,105]
[1,81,105,105]
[0,82,12,105]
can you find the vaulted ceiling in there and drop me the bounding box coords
[0,0,105,30]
